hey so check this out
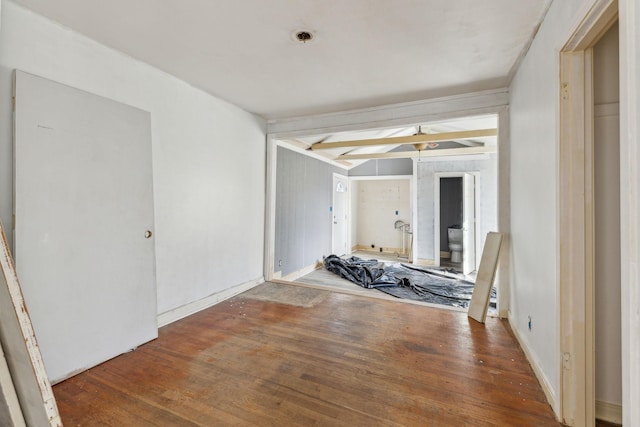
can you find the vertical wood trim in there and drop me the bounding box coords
[559,49,595,426]
[583,49,596,427]
[411,159,419,263]
[433,174,441,267]
[558,1,619,424]
[619,1,640,425]
[331,173,349,256]
[497,107,510,318]
[264,135,277,281]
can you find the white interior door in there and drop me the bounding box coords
[13,71,157,383]
[462,173,476,274]
[332,174,348,256]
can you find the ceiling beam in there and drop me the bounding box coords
[310,128,497,150]
[337,146,497,160]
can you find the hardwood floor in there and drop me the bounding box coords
[53,282,561,426]
[596,420,621,427]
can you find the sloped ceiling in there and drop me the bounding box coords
[11,0,551,120]
[278,114,498,169]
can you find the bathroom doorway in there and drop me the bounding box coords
[434,172,479,275]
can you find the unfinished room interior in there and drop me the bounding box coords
[0,0,638,426]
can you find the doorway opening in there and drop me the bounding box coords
[332,173,349,256]
[348,176,413,261]
[558,0,619,424]
[434,173,479,276]
[267,111,506,315]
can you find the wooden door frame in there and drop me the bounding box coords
[331,173,349,256]
[433,171,482,272]
[558,1,617,425]
[619,0,640,425]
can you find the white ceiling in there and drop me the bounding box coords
[11,0,551,120]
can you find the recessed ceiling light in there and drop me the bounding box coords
[291,29,316,44]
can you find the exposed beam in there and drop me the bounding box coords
[310,128,497,150]
[337,146,497,161]
[454,139,483,147]
[314,150,353,167]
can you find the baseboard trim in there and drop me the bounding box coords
[415,258,435,266]
[353,245,405,255]
[280,262,323,282]
[157,276,264,327]
[508,314,559,420]
[596,400,622,424]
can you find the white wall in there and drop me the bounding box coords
[593,22,621,409]
[508,0,600,412]
[354,179,410,251]
[273,146,339,276]
[0,2,266,316]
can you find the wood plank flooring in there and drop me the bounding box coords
[53,282,561,426]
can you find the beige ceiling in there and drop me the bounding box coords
[11,0,552,120]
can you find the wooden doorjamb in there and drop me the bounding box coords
[619,1,640,425]
[263,134,277,281]
[558,1,617,425]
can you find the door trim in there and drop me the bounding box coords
[619,0,640,425]
[332,173,349,256]
[558,1,617,424]
[433,172,481,273]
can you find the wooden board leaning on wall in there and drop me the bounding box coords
[0,219,62,426]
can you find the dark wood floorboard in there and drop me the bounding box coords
[53,282,562,426]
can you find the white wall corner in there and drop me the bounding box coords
[508,314,559,420]
[157,277,264,327]
[280,262,323,282]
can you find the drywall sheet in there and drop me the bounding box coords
[355,179,410,251]
[0,220,60,426]
[13,71,157,382]
[468,232,503,323]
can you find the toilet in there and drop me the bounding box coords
[447,227,463,263]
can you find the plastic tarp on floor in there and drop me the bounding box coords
[323,255,496,310]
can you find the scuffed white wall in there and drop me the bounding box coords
[0,2,266,316]
[354,179,410,251]
[508,0,599,412]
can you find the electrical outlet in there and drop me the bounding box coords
[278,260,283,267]
[379,247,383,252]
